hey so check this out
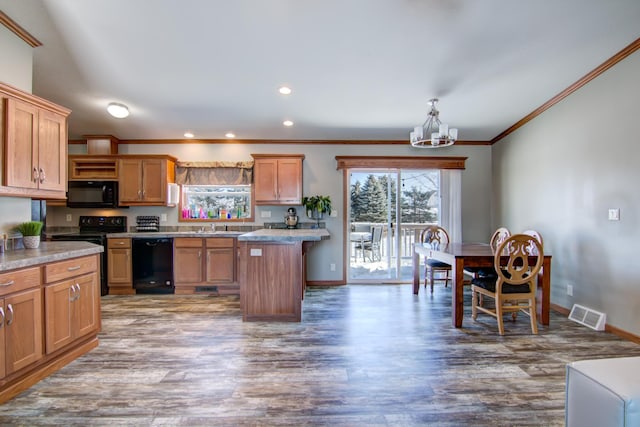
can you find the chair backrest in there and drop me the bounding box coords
[371,225,383,244]
[494,234,544,286]
[522,229,543,255]
[420,225,450,246]
[490,227,511,251]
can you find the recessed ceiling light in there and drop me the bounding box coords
[184,132,194,138]
[107,102,129,118]
[225,132,236,138]
[283,120,294,127]
[279,86,292,95]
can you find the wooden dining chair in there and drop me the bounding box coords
[420,225,451,293]
[464,227,511,280]
[471,234,544,335]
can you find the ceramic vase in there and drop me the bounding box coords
[23,235,40,249]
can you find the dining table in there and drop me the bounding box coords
[413,242,552,328]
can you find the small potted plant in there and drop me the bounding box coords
[16,221,43,249]
[302,195,332,221]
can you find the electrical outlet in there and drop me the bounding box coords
[260,210,271,218]
[160,213,167,222]
[66,214,72,222]
[330,263,336,271]
[608,208,620,221]
[567,284,573,296]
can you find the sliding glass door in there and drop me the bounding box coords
[348,169,440,282]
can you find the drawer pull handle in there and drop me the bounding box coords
[67,266,81,271]
[0,280,15,287]
[6,304,14,325]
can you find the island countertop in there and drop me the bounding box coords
[0,241,104,272]
[237,228,330,242]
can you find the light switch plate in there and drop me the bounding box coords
[66,214,72,222]
[608,208,620,221]
[160,213,167,222]
[260,210,271,218]
[250,248,262,256]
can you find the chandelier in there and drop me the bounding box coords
[410,98,458,148]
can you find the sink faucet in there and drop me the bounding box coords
[210,223,216,232]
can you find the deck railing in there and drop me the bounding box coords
[350,222,435,260]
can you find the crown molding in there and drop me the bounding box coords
[0,11,42,47]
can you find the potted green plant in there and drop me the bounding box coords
[16,221,43,249]
[302,195,332,221]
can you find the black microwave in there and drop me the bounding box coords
[67,181,119,208]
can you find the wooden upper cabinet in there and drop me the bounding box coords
[2,83,70,199]
[252,154,304,205]
[118,156,176,206]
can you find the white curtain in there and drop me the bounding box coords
[440,169,462,243]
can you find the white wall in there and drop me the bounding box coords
[492,50,640,335]
[49,142,493,281]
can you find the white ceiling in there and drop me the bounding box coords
[2,0,640,142]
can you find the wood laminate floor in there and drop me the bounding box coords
[1,284,639,426]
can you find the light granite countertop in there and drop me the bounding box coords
[106,231,245,238]
[0,241,103,272]
[237,228,330,242]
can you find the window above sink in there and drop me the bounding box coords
[179,184,253,222]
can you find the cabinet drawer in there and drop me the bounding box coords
[0,267,41,297]
[107,238,131,249]
[206,237,234,248]
[44,255,98,284]
[175,238,203,248]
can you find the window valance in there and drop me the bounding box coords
[175,161,254,185]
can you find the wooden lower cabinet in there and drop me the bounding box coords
[107,238,134,295]
[1,288,43,378]
[174,238,204,290]
[44,272,100,354]
[0,253,101,404]
[239,241,303,322]
[175,237,238,295]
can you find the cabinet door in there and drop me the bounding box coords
[37,110,67,192]
[75,273,100,340]
[174,247,203,284]
[118,159,143,203]
[276,158,302,203]
[206,248,235,283]
[44,281,74,353]
[253,159,278,203]
[4,98,38,189]
[141,159,166,202]
[0,300,5,379]
[107,248,132,284]
[4,288,43,374]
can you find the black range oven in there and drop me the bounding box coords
[49,216,127,296]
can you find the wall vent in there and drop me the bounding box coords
[568,304,606,331]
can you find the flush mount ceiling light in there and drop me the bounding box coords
[278,86,292,95]
[184,132,194,138]
[283,120,294,127]
[106,102,129,118]
[225,132,236,138]
[410,98,458,148]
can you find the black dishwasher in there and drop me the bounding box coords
[132,238,175,294]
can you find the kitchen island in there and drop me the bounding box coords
[238,228,330,322]
[0,241,103,403]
